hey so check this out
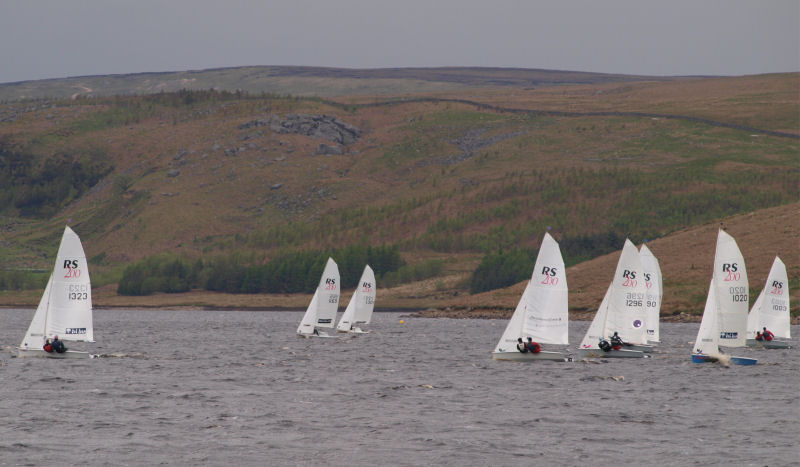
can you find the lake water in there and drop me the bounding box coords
[0,308,797,466]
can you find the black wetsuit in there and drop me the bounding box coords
[52,339,66,353]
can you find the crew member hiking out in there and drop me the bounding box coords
[525,337,541,353]
[516,337,528,353]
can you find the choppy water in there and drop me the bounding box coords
[0,308,797,466]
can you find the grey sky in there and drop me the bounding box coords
[1,0,797,84]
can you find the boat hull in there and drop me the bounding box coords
[336,327,370,334]
[745,339,791,349]
[690,354,758,365]
[17,348,91,359]
[297,331,336,339]
[577,348,645,359]
[492,350,567,362]
[624,343,655,353]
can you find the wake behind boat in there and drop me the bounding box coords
[297,257,340,338]
[492,232,570,362]
[18,226,95,359]
[691,229,757,365]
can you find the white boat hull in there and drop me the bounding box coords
[492,350,568,362]
[336,327,370,334]
[17,348,91,359]
[745,339,791,349]
[577,348,645,359]
[297,331,336,339]
[624,343,655,353]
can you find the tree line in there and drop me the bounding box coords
[117,244,404,296]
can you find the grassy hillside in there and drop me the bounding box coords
[0,66,661,101]
[0,69,797,317]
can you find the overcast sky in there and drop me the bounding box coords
[0,0,797,84]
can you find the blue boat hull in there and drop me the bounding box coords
[691,354,757,365]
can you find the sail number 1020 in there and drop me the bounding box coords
[729,286,747,302]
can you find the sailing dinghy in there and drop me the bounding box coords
[577,288,646,358]
[492,232,570,362]
[297,257,340,338]
[639,244,662,345]
[691,229,757,365]
[18,226,94,359]
[745,256,791,349]
[577,239,648,358]
[336,265,376,333]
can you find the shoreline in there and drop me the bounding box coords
[2,300,796,324]
[0,303,706,322]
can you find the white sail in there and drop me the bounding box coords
[47,226,93,342]
[19,226,94,351]
[713,229,748,347]
[297,257,340,335]
[336,265,376,332]
[605,239,648,344]
[297,289,320,335]
[493,282,532,353]
[746,256,790,339]
[579,286,611,349]
[639,244,662,343]
[693,278,720,356]
[20,275,54,350]
[522,232,568,345]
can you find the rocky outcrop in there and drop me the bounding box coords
[268,114,362,145]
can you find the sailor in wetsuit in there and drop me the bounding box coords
[516,337,528,353]
[51,335,67,353]
[525,337,541,353]
[610,332,625,350]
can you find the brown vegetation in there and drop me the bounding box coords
[0,68,797,322]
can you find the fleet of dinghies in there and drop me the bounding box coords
[8,226,790,366]
[296,259,378,337]
[18,226,95,359]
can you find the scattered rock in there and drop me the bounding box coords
[314,144,343,156]
[269,114,362,145]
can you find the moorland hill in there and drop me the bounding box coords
[0,67,797,317]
